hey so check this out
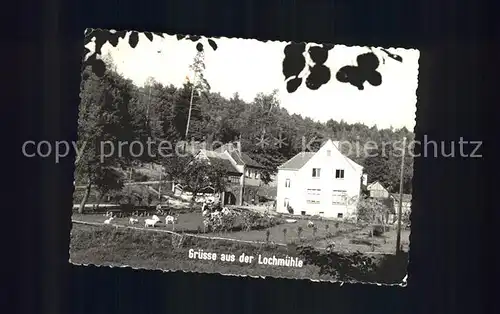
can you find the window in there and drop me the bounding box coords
[332,190,347,205]
[319,211,324,216]
[337,213,343,219]
[307,189,321,196]
[306,189,321,204]
[284,198,290,208]
[312,168,321,178]
[335,169,345,179]
[326,150,331,156]
[301,211,306,215]
[285,178,291,188]
[306,200,320,204]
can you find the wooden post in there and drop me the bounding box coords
[396,137,407,254]
[221,191,225,205]
[239,168,245,206]
[158,172,162,200]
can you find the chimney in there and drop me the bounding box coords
[362,173,368,186]
[233,135,241,154]
[236,141,241,154]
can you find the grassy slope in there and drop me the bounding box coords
[70,223,328,281]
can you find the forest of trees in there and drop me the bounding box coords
[75,52,414,212]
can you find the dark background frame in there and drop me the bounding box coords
[10,1,489,314]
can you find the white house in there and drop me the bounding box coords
[276,139,365,219]
[367,181,390,198]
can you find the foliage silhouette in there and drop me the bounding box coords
[298,245,408,283]
[84,29,403,92]
[83,29,218,78]
[281,42,403,92]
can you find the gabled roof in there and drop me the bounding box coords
[277,139,363,172]
[216,143,265,168]
[278,152,316,170]
[239,152,265,168]
[197,149,242,175]
[367,181,387,190]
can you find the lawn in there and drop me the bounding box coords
[71,211,410,254]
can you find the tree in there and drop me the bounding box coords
[357,196,392,230]
[162,155,228,205]
[93,168,124,209]
[297,226,303,240]
[75,65,135,213]
[185,50,210,140]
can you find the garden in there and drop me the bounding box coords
[71,205,410,254]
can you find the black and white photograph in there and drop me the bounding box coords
[69,29,419,284]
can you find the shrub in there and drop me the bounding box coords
[287,204,294,214]
[334,222,340,229]
[240,211,282,231]
[372,225,385,237]
[131,170,149,182]
[350,238,374,246]
[147,194,154,206]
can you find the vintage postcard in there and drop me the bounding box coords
[71,29,418,285]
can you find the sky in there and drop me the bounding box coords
[86,31,420,130]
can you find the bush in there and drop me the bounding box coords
[297,226,303,239]
[350,238,375,246]
[131,170,149,182]
[372,225,385,237]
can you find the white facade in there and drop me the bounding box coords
[276,139,364,220]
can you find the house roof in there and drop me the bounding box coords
[367,181,386,190]
[239,152,265,168]
[227,150,244,165]
[278,152,316,170]
[197,149,242,175]
[277,139,363,172]
[207,157,242,175]
[216,143,265,168]
[391,193,412,203]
